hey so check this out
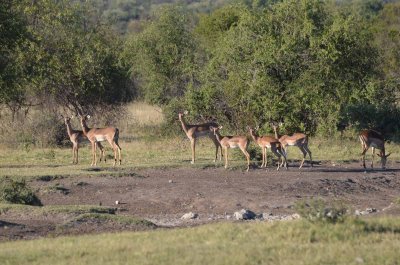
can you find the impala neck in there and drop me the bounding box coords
[214,131,223,143]
[273,126,279,139]
[65,121,74,137]
[81,119,91,135]
[179,114,189,134]
[249,130,258,142]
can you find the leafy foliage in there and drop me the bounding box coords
[0,178,42,206]
[295,198,348,224]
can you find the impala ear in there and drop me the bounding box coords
[255,126,259,131]
[386,153,391,158]
[209,126,214,130]
[377,153,382,157]
[218,126,223,130]
[183,110,189,115]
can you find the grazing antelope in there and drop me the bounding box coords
[248,127,287,170]
[178,111,222,164]
[209,126,250,171]
[62,115,104,164]
[79,114,122,166]
[272,123,312,169]
[359,129,390,169]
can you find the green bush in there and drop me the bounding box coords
[0,178,42,206]
[295,198,348,224]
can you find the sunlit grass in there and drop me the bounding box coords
[0,218,400,265]
[0,136,399,179]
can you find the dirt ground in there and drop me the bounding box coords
[1,161,400,241]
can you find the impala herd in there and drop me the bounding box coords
[62,111,391,170]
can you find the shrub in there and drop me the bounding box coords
[295,198,348,224]
[0,178,42,206]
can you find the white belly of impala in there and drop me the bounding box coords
[229,144,238,148]
[95,136,106,142]
[370,142,378,148]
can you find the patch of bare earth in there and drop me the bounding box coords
[1,161,400,241]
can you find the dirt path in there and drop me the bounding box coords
[1,161,400,240]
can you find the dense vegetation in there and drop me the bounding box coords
[1,0,400,147]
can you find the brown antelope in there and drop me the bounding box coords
[209,126,250,171]
[272,123,312,169]
[62,115,104,164]
[359,129,390,169]
[248,127,287,170]
[79,114,122,166]
[178,111,222,164]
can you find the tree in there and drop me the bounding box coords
[0,0,28,116]
[123,5,197,105]
[17,0,134,114]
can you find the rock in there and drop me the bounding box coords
[365,208,377,213]
[234,209,256,220]
[181,212,198,220]
[168,180,174,183]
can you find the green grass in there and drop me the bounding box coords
[0,203,116,215]
[1,218,400,265]
[61,213,156,227]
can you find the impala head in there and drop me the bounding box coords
[209,125,222,135]
[178,111,188,121]
[377,152,391,169]
[61,115,72,124]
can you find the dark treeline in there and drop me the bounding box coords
[1,0,400,146]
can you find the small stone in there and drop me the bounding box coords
[169,180,173,183]
[115,200,119,205]
[181,212,198,220]
[234,209,256,220]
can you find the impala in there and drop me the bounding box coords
[62,115,104,164]
[178,111,222,164]
[272,123,312,169]
[209,126,250,171]
[359,129,390,169]
[79,114,122,166]
[248,127,287,170]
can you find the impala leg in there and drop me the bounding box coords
[240,147,250,172]
[94,141,98,166]
[211,136,220,162]
[90,142,96,166]
[190,138,196,164]
[113,144,117,167]
[371,147,375,169]
[304,145,312,167]
[264,147,268,168]
[75,145,79,164]
[361,147,368,169]
[224,147,228,169]
[299,147,307,169]
[280,147,287,168]
[260,147,265,168]
[72,144,76,164]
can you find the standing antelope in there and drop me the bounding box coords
[210,126,250,171]
[80,114,122,166]
[272,123,312,169]
[248,127,287,170]
[359,129,390,169]
[63,115,104,164]
[178,111,222,164]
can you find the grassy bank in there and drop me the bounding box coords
[1,218,400,265]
